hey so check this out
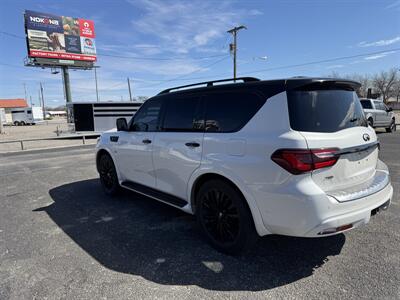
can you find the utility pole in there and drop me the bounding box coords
[0,108,4,134]
[40,82,45,120]
[94,66,100,102]
[23,83,27,103]
[30,96,33,107]
[227,25,247,80]
[127,77,133,102]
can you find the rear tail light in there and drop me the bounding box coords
[271,148,339,175]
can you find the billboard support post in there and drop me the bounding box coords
[62,66,72,103]
[127,77,133,102]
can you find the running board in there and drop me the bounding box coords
[121,180,187,208]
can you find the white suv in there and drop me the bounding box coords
[96,77,393,254]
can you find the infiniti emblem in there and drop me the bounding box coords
[363,133,370,142]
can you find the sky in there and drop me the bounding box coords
[0,0,399,107]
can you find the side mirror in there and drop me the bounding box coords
[116,118,128,131]
[387,107,393,112]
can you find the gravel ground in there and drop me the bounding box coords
[0,119,96,153]
[0,132,399,299]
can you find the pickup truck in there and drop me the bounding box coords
[360,98,396,132]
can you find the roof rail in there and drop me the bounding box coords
[158,77,260,94]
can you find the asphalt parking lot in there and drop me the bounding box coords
[0,132,399,299]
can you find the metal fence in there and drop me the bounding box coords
[0,133,100,151]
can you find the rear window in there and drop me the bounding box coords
[287,89,367,133]
[360,100,372,109]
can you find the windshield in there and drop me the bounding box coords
[287,89,367,133]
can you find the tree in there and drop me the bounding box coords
[345,74,371,98]
[392,79,400,102]
[372,68,398,103]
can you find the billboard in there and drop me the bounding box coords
[24,10,96,63]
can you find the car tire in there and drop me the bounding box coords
[385,119,396,133]
[14,121,20,126]
[20,121,26,126]
[195,179,258,255]
[98,154,120,196]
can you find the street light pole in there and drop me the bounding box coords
[227,25,247,80]
[23,83,27,103]
[94,66,100,102]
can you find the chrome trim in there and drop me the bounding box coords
[327,169,390,202]
[337,141,379,155]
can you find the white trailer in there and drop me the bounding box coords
[11,107,43,125]
[11,108,35,125]
[67,102,144,132]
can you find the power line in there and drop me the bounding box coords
[139,55,230,89]
[98,52,228,61]
[0,31,228,61]
[0,31,25,39]
[139,47,400,84]
[241,48,400,76]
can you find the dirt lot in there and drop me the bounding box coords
[0,119,97,153]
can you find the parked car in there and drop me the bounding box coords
[360,98,396,132]
[96,77,393,254]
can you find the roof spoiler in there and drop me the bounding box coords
[286,78,361,91]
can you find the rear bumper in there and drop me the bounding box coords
[303,182,393,237]
[251,160,393,237]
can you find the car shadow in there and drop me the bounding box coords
[39,179,345,291]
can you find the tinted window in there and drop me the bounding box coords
[131,98,162,131]
[204,91,265,132]
[360,100,372,109]
[287,89,367,133]
[162,96,203,131]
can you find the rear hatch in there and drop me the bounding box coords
[286,81,380,200]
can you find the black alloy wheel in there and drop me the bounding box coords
[196,179,258,255]
[98,154,120,196]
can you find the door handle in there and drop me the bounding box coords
[142,139,152,144]
[185,142,200,148]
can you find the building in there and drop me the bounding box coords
[0,99,28,123]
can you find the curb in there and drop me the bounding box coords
[0,143,96,158]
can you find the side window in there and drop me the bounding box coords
[131,98,162,132]
[162,96,203,132]
[360,100,372,109]
[374,101,384,111]
[203,91,265,132]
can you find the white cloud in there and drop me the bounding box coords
[127,0,260,54]
[248,9,264,16]
[357,36,400,47]
[386,0,400,9]
[363,51,396,60]
[326,64,344,69]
